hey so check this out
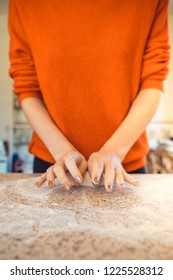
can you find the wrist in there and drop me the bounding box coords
[100,141,127,162]
[51,143,76,162]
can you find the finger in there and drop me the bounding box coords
[53,162,71,190]
[46,166,55,188]
[91,161,104,185]
[115,168,125,190]
[104,161,115,192]
[35,173,47,188]
[71,158,88,187]
[78,157,88,177]
[122,169,139,186]
[71,178,80,186]
[87,152,97,178]
[65,155,83,184]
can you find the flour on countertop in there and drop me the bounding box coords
[0,174,173,259]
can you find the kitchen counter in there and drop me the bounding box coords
[0,173,173,260]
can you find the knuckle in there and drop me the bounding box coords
[53,161,63,170]
[64,157,72,166]
[115,168,118,175]
[67,150,78,158]
[89,152,98,161]
[57,159,63,165]
[57,173,65,182]
[40,173,45,178]
[93,162,101,170]
[75,151,83,158]
[105,159,113,167]
[52,165,57,173]
[65,152,81,164]
[40,174,46,180]
[46,166,53,174]
[106,162,114,171]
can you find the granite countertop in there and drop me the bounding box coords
[0,173,173,260]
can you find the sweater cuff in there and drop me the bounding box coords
[140,79,164,92]
[18,92,42,104]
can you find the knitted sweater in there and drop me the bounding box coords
[8,0,170,171]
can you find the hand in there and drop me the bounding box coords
[36,149,87,190]
[87,148,139,192]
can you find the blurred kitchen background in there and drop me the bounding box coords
[0,0,173,174]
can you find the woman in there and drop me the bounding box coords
[8,0,170,191]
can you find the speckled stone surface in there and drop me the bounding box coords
[0,173,173,260]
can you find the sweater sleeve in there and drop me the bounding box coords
[140,0,170,92]
[8,0,42,103]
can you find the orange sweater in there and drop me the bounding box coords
[8,0,170,171]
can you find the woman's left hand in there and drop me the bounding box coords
[87,148,139,192]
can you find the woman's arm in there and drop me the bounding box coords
[8,1,87,188]
[88,88,161,192]
[21,98,87,188]
[88,0,170,192]
[21,97,75,161]
[101,88,161,161]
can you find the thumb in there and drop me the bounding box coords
[78,157,88,177]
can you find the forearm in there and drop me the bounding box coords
[101,88,162,160]
[21,97,75,161]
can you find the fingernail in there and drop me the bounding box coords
[134,181,139,186]
[63,182,71,190]
[76,176,82,184]
[118,183,125,189]
[73,179,79,186]
[35,182,40,188]
[106,184,112,192]
[93,177,99,184]
[48,181,54,188]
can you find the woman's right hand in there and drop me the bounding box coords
[36,149,87,190]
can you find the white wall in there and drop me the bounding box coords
[153,14,173,122]
[0,0,13,140]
